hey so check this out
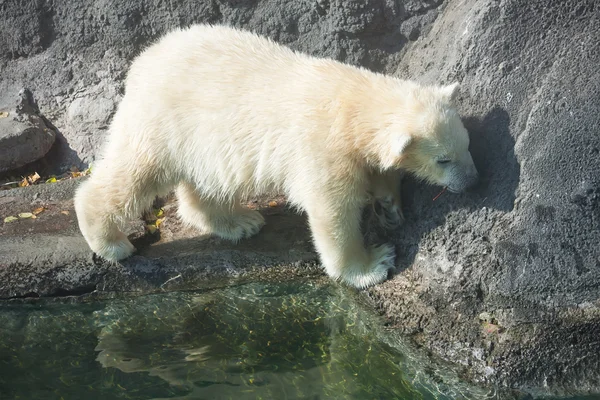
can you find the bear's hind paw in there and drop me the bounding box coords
[213,210,266,242]
[93,235,136,262]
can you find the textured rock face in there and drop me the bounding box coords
[369,0,600,393]
[0,90,56,172]
[1,0,599,396]
[0,0,436,167]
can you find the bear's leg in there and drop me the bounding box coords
[74,143,174,261]
[176,183,265,241]
[306,198,396,289]
[74,167,164,261]
[75,177,135,261]
[369,169,404,229]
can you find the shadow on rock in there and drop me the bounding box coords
[368,106,519,273]
[122,107,518,284]
[464,106,520,212]
[0,89,84,180]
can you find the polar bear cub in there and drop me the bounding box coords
[74,24,478,289]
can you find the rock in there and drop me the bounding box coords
[0,89,55,173]
[0,179,321,299]
[369,0,600,395]
[0,0,423,167]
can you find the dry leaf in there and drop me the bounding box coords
[268,201,278,207]
[155,218,164,228]
[33,207,45,215]
[18,212,34,219]
[46,177,57,183]
[61,210,70,215]
[28,172,41,184]
[0,111,9,118]
[4,216,18,223]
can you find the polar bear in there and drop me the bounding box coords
[74,24,478,289]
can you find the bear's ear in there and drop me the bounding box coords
[391,133,413,157]
[381,133,413,169]
[439,82,460,103]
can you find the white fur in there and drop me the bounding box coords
[74,24,475,289]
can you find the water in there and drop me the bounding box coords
[0,281,500,399]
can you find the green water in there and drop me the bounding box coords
[0,282,494,399]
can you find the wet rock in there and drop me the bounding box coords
[0,89,55,173]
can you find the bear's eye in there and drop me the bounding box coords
[437,159,451,165]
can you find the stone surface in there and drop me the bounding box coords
[0,0,434,168]
[1,0,599,397]
[0,179,320,299]
[367,0,600,395]
[0,89,55,173]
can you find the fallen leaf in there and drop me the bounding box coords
[33,207,45,215]
[61,210,70,215]
[28,172,41,184]
[4,216,18,223]
[268,201,278,207]
[83,165,92,175]
[155,218,164,228]
[154,208,164,218]
[18,212,34,219]
[146,224,157,234]
[46,177,57,183]
[0,111,9,118]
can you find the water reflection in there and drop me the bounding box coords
[0,282,496,399]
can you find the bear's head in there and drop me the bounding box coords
[383,82,479,193]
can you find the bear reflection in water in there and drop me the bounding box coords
[94,282,461,399]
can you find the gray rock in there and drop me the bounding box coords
[370,0,600,394]
[0,179,320,299]
[0,0,421,167]
[0,89,56,173]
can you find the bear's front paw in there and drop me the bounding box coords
[373,196,404,230]
[340,244,396,289]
